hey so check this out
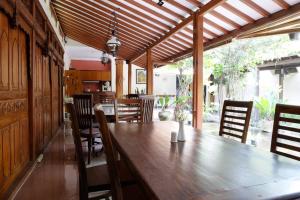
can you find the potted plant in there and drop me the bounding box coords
[254,97,276,132]
[158,96,172,121]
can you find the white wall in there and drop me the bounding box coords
[283,67,300,105]
[122,65,177,95]
[153,72,177,95]
[259,70,279,97]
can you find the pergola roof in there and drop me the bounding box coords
[51,0,300,67]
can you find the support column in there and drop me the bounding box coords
[116,59,123,98]
[279,69,284,100]
[192,12,204,129]
[146,49,153,95]
[128,62,132,94]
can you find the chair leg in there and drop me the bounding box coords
[92,138,96,155]
[88,138,91,164]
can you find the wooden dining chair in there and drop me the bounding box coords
[114,99,143,123]
[67,103,138,200]
[219,100,253,143]
[126,94,139,99]
[96,91,116,104]
[73,94,101,164]
[271,104,300,161]
[140,95,155,123]
[95,109,147,200]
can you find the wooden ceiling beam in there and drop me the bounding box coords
[165,38,189,50]
[127,0,184,20]
[204,18,228,33]
[91,0,167,34]
[209,10,241,29]
[167,0,193,14]
[53,4,156,44]
[221,2,254,23]
[161,2,300,63]
[155,45,179,56]
[239,19,300,38]
[177,30,193,41]
[55,0,162,38]
[242,1,269,17]
[183,27,212,40]
[101,1,174,30]
[185,0,203,7]
[160,42,182,53]
[152,48,171,58]
[171,35,193,47]
[130,0,225,62]
[239,27,300,38]
[273,0,290,9]
[60,22,144,53]
[57,14,148,49]
[114,0,178,25]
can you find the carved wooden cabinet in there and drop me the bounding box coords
[0,12,30,196]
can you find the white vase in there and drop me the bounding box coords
[177,121,185,142]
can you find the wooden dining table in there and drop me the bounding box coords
[108,121,300,200]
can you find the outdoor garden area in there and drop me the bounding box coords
[154,33,300,151]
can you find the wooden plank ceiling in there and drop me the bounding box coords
[51,0,300,67]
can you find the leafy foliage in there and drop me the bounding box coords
[159,96,170,111]
[254,97,276,120]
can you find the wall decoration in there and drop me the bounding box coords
[136,69,146,84]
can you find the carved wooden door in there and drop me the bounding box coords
[42,56,51,145]
[34,45,44,154]
[51,62,59,134]
[0,12,30,196]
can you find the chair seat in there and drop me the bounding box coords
[87,161,135,192]
[80,128,101,138]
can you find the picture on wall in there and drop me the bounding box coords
[136,69,146,84]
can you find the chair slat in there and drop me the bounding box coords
[225,109,247,114]
[223,126,244,133]
[277,134,300,143]
[279,117,300,124]
[224,115,246,120]
[222,131,243,139]
[219,100,253,143]
[278,125,300,133]
[274,150,300,161]
[223,120,245,126]
[276,142,300,152]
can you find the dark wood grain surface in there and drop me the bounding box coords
[108,121,300,200]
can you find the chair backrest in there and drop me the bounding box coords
[140,95,155,123]
[219,100,253,143]
[73,94,93,130]
[95,109,123,200]
[127,94,139,99]
[66,103,89,200]
[271,104,300,161]
[114,99,143,123]
[94,92,116,104]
